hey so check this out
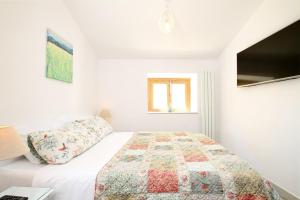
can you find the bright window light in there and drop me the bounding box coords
[153,83,168,112]
[171,83,186,112]
[147,73,197,113]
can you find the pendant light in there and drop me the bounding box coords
[158,0,175,34]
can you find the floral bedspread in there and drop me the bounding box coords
[94,132,280,200]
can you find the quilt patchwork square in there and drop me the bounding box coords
[148,169,179,193]
[174,132,187,136]
[233,170,268,198]
[209,149,229,156]
[129,144,148,150]
[154,145,173,150]
[190,171,223,194]
[156,134,171,142]
[236,194,268,200]
[199,138,216,145]
[100,169,144,196]
[185,155,208,162]
[129,138,150,150]
[177,138,193,142]
[125,149,146,155]
[122,150,145,162]
[121,155,144,162]
[183,149,209,162]
[138,132,152,136]
[150,155,177,171]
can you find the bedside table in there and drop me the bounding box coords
[0,187,53,200]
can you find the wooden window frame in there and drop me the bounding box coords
[148,78,191,112]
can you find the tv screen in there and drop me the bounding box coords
[237,20,300,87]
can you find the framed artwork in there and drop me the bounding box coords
[46,30,73,83]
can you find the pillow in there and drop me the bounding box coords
[20,135,46,164]
[28,116,113,164]
[28,124,111,165]
[65,116,113,139]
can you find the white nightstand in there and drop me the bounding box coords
[0,187,53,200]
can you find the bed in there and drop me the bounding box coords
[0,131,280,200]
[0,132,133,200]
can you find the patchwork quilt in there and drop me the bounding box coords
[94,132,281,200]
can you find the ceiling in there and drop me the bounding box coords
[63,0,263,59]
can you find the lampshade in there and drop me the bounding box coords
[99,110,112,122]
[0,126,29,160]
[158,0,175,34]
[159,7,175,34]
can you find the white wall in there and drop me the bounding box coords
[217,0,300,197]
[97,59,217,132]
[0,0,98,133]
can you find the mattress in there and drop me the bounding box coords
[0,132,134,200]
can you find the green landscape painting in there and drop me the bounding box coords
[46,30,73,83]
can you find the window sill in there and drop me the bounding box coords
[147,112,199,114]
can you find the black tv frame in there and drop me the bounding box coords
[237,19,300,87]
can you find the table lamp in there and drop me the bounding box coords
[99,109,112,123]
[0,126,29,161]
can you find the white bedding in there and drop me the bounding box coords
[0,159,43,189]
[0,132,134,200]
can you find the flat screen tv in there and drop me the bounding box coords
[237,20,300,87]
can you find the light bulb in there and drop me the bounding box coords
[159,7,175,34]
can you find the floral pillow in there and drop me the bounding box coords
[65,116,113,139]
[20,135,46,164]
[28,116,113,164]
[28,129,95,164]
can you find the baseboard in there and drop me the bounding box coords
[271,181,300,200]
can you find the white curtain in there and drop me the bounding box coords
[199,71,215,139]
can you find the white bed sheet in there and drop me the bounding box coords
[0,132,134,200]
[0,158,43,190]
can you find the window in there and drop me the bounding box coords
[148,78,191,113]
